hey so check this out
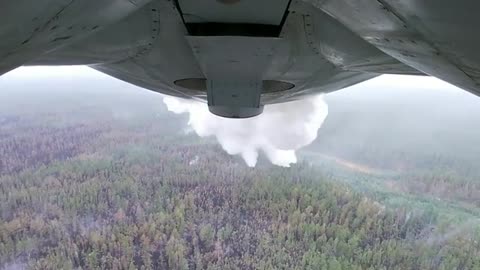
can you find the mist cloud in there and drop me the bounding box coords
[163,95,328,167]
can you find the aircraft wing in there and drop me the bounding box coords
[1,0,479,118]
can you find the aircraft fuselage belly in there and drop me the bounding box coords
[1,0,480,117]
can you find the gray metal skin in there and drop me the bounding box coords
[1,0,479,117]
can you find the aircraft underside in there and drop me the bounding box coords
[1,0,479,117]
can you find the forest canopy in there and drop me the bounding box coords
[0,68,479,269]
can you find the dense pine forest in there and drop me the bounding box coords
[1,69,480,269]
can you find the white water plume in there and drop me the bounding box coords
[163,95,328,167]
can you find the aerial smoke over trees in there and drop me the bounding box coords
[163,95,328,167]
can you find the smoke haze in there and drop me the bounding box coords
[163,96,328,167]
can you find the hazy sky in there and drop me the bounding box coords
[1,66,477,167]
[0,66,469,97]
